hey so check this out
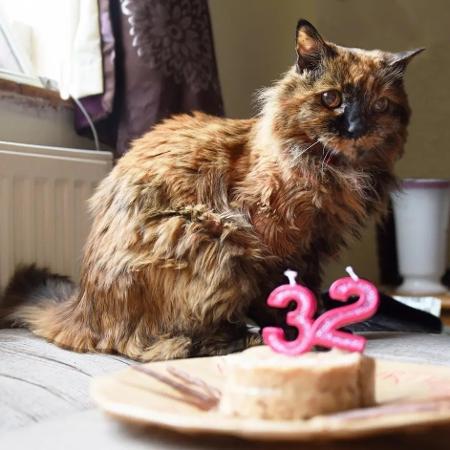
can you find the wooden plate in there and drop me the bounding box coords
[91,351,450,442]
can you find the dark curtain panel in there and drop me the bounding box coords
[75,0,224,157]
[376,204,402,287]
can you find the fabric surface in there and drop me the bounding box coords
[0,329,131,432]
[2,329,450,434]
[75,0,224,156]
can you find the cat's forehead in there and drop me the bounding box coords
[336,45,388,70]
[323,45,391,86]
[339,46,386,61]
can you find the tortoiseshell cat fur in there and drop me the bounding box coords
[1,20,423,361]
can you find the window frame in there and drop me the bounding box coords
[0,11,44,88]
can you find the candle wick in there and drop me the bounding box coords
[284,269,298,286]
[345,266,360,282]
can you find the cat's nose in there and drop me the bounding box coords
[344,103,367,139]
[347,118,366,138]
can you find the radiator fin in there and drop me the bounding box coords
[0,142,112,289]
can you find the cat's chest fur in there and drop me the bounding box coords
[241,162,380,262]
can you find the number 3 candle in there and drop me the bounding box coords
[262,270,317,355]
[262,267,380,355]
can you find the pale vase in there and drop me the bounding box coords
[391,179,450,295]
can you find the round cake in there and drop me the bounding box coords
[219,346,375,420]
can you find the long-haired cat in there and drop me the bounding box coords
[1,20,423,361]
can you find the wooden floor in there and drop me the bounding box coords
[2,329,450,449]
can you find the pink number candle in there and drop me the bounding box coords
[311,266,380,352]
[262,270,316,355]
[262,267,380,355]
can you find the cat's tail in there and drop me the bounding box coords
[0,265,76,331]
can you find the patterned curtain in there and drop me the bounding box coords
[75,0,224,157]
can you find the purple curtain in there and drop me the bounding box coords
[75,0,224,157]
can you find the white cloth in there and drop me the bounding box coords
[59,0,103,100]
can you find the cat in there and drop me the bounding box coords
[0,20,423,361]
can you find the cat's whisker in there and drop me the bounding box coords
[320,144,328,174]
[325,148,335,165]
[291,140,319,163]
[303,140,320,152]
[319,139,334,174]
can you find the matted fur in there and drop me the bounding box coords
[1,20,422,361]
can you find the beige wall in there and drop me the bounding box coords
[209,0,316,118]
[0,95,97,150]
[209,0,450,287]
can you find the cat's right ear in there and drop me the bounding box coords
[296,19,333,74]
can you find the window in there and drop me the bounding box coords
[0,0,103,99]
[0,7,45,88]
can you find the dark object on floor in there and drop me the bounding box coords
[321,292,442,334]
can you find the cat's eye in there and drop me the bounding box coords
[373,97,389,113]
[321,90,342,109]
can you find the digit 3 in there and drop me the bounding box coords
[262,284,317,355]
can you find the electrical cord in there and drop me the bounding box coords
[71,96,101,152]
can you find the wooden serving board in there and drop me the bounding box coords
[91,351,450,442]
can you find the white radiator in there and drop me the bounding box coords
[0,141,113,289]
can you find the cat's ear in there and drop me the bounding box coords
[296,19,333,73]
[388,48,425,73]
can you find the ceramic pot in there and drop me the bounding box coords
[391,178,450,295]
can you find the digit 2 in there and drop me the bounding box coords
[311,277,380,352]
